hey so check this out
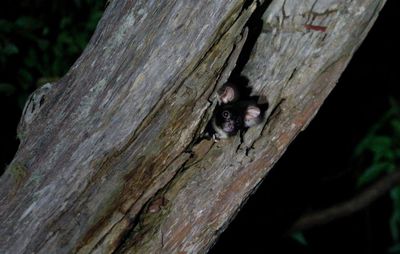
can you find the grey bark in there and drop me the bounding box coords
[0,0,386,253]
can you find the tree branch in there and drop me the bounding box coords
[291,170,400,232]
[0,0,387,253]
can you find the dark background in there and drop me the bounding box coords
[1,1,399,253]
[212,1,399,253]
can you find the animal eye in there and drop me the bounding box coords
[222,110,230,119]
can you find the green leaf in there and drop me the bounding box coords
[87,11,103,30]
[0,83,16,95]
[390,212,400,242]
[390,186,400,203]
[389,243,400,253]
[2,43,19,55]
[354,105,399,159]
[390,187,400,241]
[60,17,72,29]
[0,19,14,33]
[18,69,33,85]
[25,48,38,69]
[291,232,308,246]
[16,16,42,30]
[392,119,400,137]
[42,26,50,36]
[37,39,50,51]
[370,136,393,161]
[357,163,394,187]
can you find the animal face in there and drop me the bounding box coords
[214,105,244,135]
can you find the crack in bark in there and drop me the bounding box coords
[111,150,197,253]
[85,148,194,253]
[263,98,286,132]
[245,97,286,156]
[79,4,262,250]
[1,0,387,253]
[76,14,253,248]
[105,4,267,252]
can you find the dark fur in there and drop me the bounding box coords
[208,83,262,140]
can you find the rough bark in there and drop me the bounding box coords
[0,0,386,253]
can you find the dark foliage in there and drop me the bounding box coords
[0,0,105,171]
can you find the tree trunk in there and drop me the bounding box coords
[0,0,386,253]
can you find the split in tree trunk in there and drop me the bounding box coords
[0,0,387,253]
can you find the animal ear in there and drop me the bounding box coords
[217,83,238,104]
[245,105,260,120]
[244,105,261,127]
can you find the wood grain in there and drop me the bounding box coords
[0,0,386,253]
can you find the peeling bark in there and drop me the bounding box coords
[0,0,386,253]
